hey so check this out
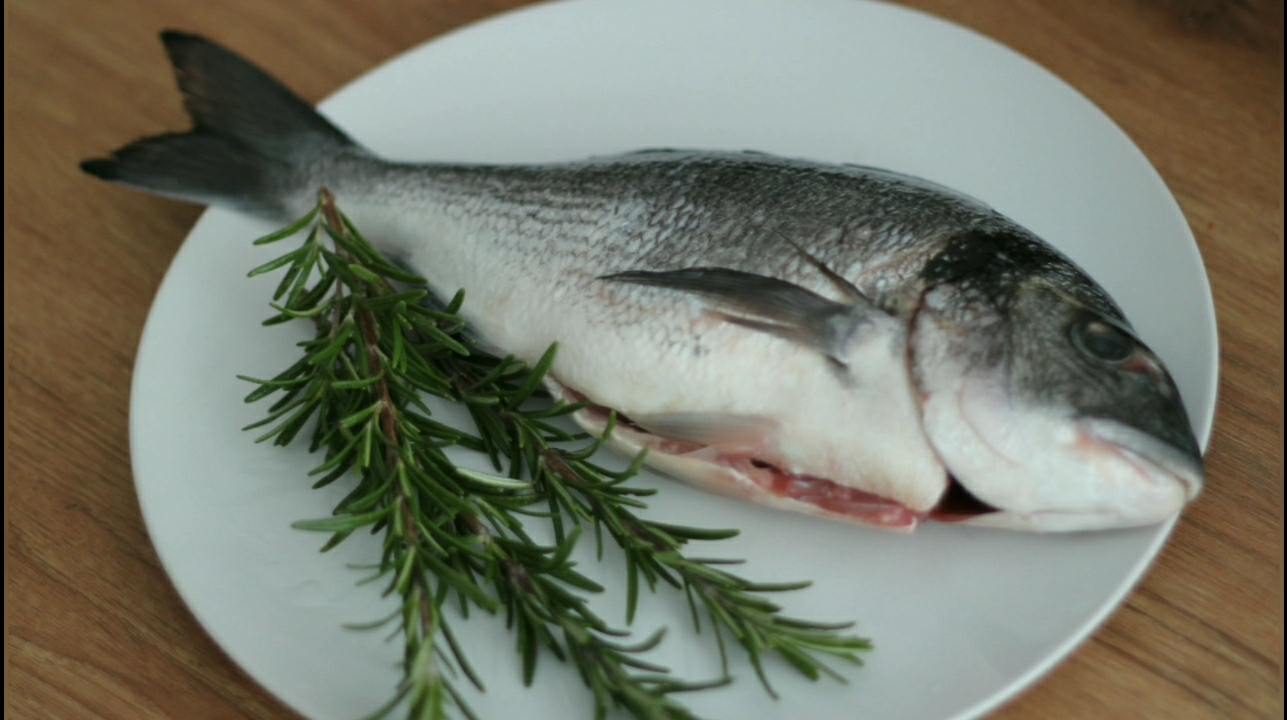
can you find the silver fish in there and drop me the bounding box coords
[83,32,1204,532]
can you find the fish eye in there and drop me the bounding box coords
[1071,318,1135,364]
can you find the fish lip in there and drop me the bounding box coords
[1077,416,1205,500]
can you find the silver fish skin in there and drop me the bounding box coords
[82,32,1204,532]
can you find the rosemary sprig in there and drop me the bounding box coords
[241,189,871,720]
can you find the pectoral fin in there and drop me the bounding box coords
[603,267,839,321]
[601,267,883,364]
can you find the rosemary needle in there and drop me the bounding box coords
[241,189,871,720]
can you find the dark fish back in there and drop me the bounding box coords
[416,151,1038,312]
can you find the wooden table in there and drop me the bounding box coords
[7,1,1282,718]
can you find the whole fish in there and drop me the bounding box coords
[83,32,1204,532]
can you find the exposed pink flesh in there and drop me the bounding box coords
[553,380,995,528]
[726,457,923,528]
[560,389,920,528]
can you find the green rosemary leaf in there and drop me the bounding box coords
[739,580,813,593]
[273,262,302,302]
[626,553,640,625]
[253,206,318,245]
[283,234,321,303]
[341,401,383,429]
[320,528,357,552]
[349,262,384,285]
[646,522,739,542]
[774,643,822,681]
[455,467,532,490]
[507,343,557,408]
[770,617,859,632]
[342,607,403,631]
[292,507,391,533]
[269,300,332,319]
[247,245,306,277]
[332,373,386,390]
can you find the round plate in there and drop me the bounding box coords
[129,1,1218,719]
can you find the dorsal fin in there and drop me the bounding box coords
[771,229,865,304]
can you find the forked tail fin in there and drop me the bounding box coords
[80,31,361,217]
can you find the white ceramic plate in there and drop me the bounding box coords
[129,1,1218,719]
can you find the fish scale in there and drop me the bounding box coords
[82,32,1205,532]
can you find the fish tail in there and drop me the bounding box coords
[80,31,361,217]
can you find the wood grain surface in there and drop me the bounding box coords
[5,0,1282,718]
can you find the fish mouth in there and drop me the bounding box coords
[554,382,998,530]
[945,417,1199,531]
[927,476,1001,522]
[1077,417,1204,501]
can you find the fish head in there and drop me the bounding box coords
[909,232,1204,531]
